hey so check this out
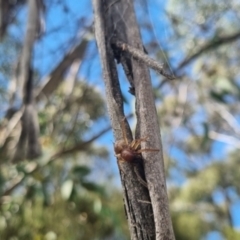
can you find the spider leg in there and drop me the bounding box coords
[130,139,137,148]
[130,137,148,150]
[134,166,148,188]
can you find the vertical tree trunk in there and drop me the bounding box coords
[92,0,175,239]
[13,0,42,161]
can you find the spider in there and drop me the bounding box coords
[114,118,159,162]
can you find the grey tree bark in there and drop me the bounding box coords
[92,0,175,239]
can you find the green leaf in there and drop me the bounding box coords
[72,166,91,177]
[81,181,105,194]
[61,179,74,200]
[210,90,226,103]
[215,77,235,93]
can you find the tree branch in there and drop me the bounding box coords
[2,125,111,197]
[111,38,175,80]
[51,124,111,159]
[0,27,90,151]
[108,1,175,239]
[179,31,240,69]
[92,0,161,239]
[35,35,89,100]
[208,131,240,149]
[13,0,42,161]
[92,0,175,239]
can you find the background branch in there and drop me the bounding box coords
[35,34,89,100]
[2,125,111,197]
[179,31,240,69]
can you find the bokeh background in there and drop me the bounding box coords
[0,0,240,239]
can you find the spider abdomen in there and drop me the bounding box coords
[121,148,138,162]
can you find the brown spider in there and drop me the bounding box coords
[114,118,159,162]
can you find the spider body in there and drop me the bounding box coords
[114,119,159,162]
[114,139,142,162]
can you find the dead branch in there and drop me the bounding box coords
[111,38,175,80]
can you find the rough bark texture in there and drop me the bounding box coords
[92,0,175,239]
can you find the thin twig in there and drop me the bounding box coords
[111,38,175,80]
[137,199,151,204]
[51,124,111,159]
